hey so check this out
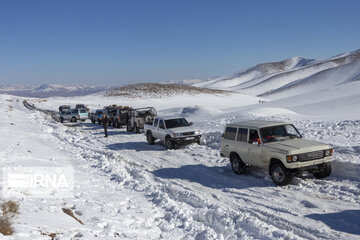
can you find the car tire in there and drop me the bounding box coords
[165,137,175,149]
[270,163,292,186]
[313,163,332,179]
[71,117,77,122]
[91,119,95,124]
[147,131,155,145]
[126,123,132,132]
[60,117,64,123]
[230,154,246,175]
[196,139,201,145]
[135,125,140,134]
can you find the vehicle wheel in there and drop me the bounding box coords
[230,154,246,175]
[147,131,155,145]
[135,125,140,134]
[98,119,102,125]
[91,119,95,124]
[112,121,116,128]
[60,117,64,123]
[126,123,132,132]
[270,163,292,186]
[165,137,175,149]
[71,117,77,122]
[313,163,332,179]
[196,139,201,145]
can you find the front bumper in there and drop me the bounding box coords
[285,156,332,169]
[171,135,201,145]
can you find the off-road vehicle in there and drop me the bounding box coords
[144,117,201,149]
[59,105,70,114]
[220,120,333,185]
[127,107,157,133]
[103,105,118,126]
[89,109,104,124]
[112,106,132,128]
[59,108,88,123]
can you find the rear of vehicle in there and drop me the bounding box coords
[78,108,88,121]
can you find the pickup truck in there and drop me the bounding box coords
[144,117,201,149]
[59,108,88,123]
[220,120,333,185]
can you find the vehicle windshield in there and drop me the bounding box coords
[260,124,301,143]
[79,109,87,113]
[165,118,190,129]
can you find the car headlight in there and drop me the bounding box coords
[286,155,298,163]
[324,149,333,156]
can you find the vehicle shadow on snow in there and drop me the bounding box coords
[306,210,360,235]
[94,131,131,136]
[107,141,165,151]
[152,164,271,190]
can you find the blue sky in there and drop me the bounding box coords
[0,0,359,86]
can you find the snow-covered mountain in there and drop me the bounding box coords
[193,49,360,100]
[0,84,112,98]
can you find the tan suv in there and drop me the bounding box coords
[220,120,333,185]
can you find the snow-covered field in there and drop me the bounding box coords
[1,79,359,239]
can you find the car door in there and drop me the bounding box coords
[152,118,160,138]
[221,127,237,157]
[158,120,167,141]
[232,128,250,163]
[246,129,264,167]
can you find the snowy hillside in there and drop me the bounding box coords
[193,49,360,99]
[103,83,231,98]
[0,84,111,98]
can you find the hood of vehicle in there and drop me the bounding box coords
[170,126,198,134]
[264,139,331,155]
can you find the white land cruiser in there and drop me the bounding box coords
[144,117,201,149]
[220,120,333,185]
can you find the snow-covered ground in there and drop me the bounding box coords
[1,81,359,239]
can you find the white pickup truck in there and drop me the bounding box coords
[144,117,201,149]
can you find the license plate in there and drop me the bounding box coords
[185,137,194,140]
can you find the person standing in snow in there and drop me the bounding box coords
[102,113,108,137]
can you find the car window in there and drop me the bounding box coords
[165,118,189,128]
[79,109,87,113]
[154,118,159,127]
[249,129,260,143]
[159,120,165,129]
[237,128,248,142]
[224,127,237,140]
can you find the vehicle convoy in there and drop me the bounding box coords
[89,109,104,124]
[127,107,157,133]
[144,117,201,149]
[59,108,88,123]
[220,120,333,186]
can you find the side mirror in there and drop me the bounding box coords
[189,122,193,126]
